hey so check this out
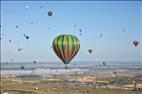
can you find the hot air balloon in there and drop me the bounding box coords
[30,22,34,25]
[24,35,29,40]
[74,24,77,27]
[52,34,80,69]
[48,11,52,16]
[100,34,102,37]
[9,40,11,43]
[79,29,82,32]
[16,25,19,28]
[133,40,139,47]
[88,49,92,54]
[23,34,30,40]
[18,48,23,52]
[33,61,36,64]
[102,61,106,66]
[123,28,126,32]
[40,6,43,9]
[21,66,25,70]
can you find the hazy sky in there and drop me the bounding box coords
[1,1,141,63]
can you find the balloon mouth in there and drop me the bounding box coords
[64,61,69,64]
[65,66,68,69]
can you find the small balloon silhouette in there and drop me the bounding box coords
[88,49,92,54]
[133,40,139,47]
[48,11,53,16]
[16,25,19,28]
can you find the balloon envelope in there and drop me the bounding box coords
[133,40,139,47]
[25,36,29,40]
[53,35,80,64]
[48,11,52,16]
[88,49,92,54]
[21,66,25,70]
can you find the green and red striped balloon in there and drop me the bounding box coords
[52,34,80,65]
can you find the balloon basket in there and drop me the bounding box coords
[65,65,68,69]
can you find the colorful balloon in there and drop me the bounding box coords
[52,35,80,67]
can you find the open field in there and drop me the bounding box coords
[1,74,142,94]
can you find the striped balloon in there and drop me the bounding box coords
[53,34,80,64]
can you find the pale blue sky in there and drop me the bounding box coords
[1,1,141,63]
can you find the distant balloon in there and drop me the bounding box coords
[16,25,19,28]
[48,11,53,16]
[53,35,80,69]
[79,29,82,32]
[23,34,30,40]
[100,34,102,37]
[102,61,106,66]
[26,36,29,39]
[74,24,77,27]
[88,49,92,54]
[21,66,25,70]
[33,61,36,64]
[9,40,11,43]
[18,48,23,52]
[40,6,43,9]
[113,71,117,75]
[133,40,139,47]
[30,22,34,25]
[123,28,126,32]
